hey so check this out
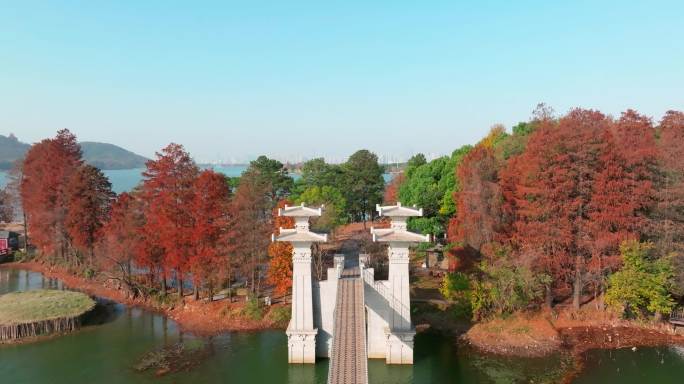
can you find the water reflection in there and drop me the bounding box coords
[0,268,64,293]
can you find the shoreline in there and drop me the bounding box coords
[4,261,683,362]
[0,261,286,337]
[463,308,684,359]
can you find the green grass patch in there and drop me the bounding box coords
[0,290,95,325]
[243,298,263,320]
[511,325,531,335]
[267,306,290,327]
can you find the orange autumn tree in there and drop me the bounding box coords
[140,143,199,297]
[188,170,233,300]
[383,172,405,205]
[66,164,115,266]
[98,192,144,298]
[267,199,294,297]
[21,129,82,261]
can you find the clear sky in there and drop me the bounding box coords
[1,1,683,164]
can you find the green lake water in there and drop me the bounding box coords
[1,268,683,383]
[0,165,394,195]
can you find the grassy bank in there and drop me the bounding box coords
[0,289,95,341]
[0,262,288,336]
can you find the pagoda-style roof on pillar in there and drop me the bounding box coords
[273,203,328,243]
[275,228,328,243]
[372,202,430,243]
[370,227,429,243]
[376,202,423,217]
[278,203,324,217]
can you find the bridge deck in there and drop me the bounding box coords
[328,267,368,384]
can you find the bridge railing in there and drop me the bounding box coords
[671,307,684,322]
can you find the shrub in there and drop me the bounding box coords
[470,260,548,320]
[605,240,675,319]
[439,272,473,319]
[150,291,180,308]
[83,267,96,280]
[440,272,470,300]
[244,298,264,320]
[268,305,290,326]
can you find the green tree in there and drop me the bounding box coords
[440,271,473,318]
[294,186,347,232]
[605,241,675,319]
[341,150,384,225]
[497,121,539,160]
[300,158,343,188]
[398,145,472,236]
[292,158,344,197]
[0,188,13,223]
[406,153,427,178]
[243,156,294,205]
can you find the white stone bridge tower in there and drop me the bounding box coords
[366,202,429,364]
[273,203,327,364]
[274,202,429,372]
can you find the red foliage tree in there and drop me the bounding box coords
[654,110,684,291]
[585,111,657,295]
[383,173,406,205]
[20,129,82,260]
[448,145,504,262]
[501,111,608,307]
[140,143,199,296]
[65,164,115,265]
[230,172,271,296]
[499,109,658,308]
[267,199,294,296]
[98,192,144,297]
[188,170,232,300]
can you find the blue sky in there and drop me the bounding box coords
[1,1,683,163]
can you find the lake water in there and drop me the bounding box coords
[0,166,390,194]
[2,268,683,383]
[0,268,560,383]
[0,166,247,194]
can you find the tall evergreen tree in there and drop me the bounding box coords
[342,149,384,225]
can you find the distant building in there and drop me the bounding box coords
[0,230,19,257]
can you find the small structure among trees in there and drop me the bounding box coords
[0,230,19,259]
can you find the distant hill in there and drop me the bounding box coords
[0,134,30,169]
[80,142,148,170]
[0,134,148,170]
